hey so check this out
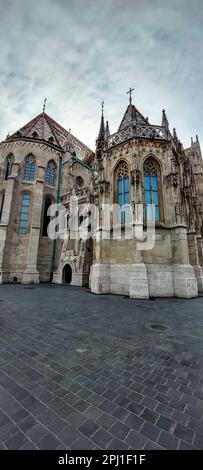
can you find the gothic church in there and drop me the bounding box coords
[0,94,203,299]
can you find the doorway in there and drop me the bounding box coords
[62,264,72,284]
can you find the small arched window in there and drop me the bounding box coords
[18,193,30,234]
[5,154,14,179]
[42,196,53,236]
[0,192,5,222]
[24,155,35,181]
[144,157,161,222]
[76,176,84,188]
[115,161,130,224]
[45,161,56,186]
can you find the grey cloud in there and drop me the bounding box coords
[0,0,202,149]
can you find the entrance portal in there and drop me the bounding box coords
[62,264,72,284]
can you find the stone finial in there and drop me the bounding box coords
[162,109,169,129]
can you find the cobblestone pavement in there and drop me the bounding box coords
[0,284,203,450]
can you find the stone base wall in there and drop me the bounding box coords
[146,264,174,297]
[90,262,198,299]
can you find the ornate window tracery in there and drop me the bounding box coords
[18,193,30,234]
[24,155,35,181]
[144,157,161,222]
[115,161,130,224]
[5,154,14,179]
[45,161,56,186]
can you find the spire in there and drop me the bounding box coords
[173,128,178,141]
[98,101,105,141]
[43,98,47,113]
[162,109,169,129]
[105,120,110,139]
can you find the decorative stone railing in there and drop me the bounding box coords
[108,125,168,148]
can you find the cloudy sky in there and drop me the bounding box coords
[0,0,203,150]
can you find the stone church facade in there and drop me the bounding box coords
[0,96,203,299]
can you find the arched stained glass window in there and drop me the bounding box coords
[18,193,30,234]
[5,154,14,179]
[115,161,130,224]
[24,155,35,181]
[144,157,161,222]
[45,161,56,186]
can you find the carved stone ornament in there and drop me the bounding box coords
[165,173,178,187]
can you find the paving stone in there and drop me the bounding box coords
[11,408,30,423]
[109,437,129,450]
[124,412,144,431]
[58,425,80,446]
[140,421,161,442]
[173,423,194,444]
[193,431,203,449]
[185,405,202,419]
[179,440,198,450]
[109,420,130,440]
[96,412,116,430]
[127,401,144,416]
[67,411,86,428]
[92,428,113,448]
[0,422,19,442]
[143,439,164,450]
[158,430,180,449]
[125,429,146,449]
[140,408,159,424]
[170,409,189,426]
[84,404,103,421]
[27,424,49,443]
[5,431,28,450]
[1,284,203,451]
[79,419,99,437]
[38,433,62,450]
[71,435,94,450]
[111,406,130,421]
[18,415,38,433]
[156,415,176,433]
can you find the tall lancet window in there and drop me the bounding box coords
[144,157,161,222]
[45,161,56,186]
[115,161,130,224]
[18,193,30,234]
[5,154,14,179]
[24,155,35,181]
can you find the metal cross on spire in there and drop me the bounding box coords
[127,87,134,105]
[43,98,47,113]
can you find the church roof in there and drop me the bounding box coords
[7,112,93,161]
[118,103,149,131]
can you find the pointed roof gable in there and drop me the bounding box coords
[8,112,93,160]
[118,104,149,131]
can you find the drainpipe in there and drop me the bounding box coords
[50,154,63,282]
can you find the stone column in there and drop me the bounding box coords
[197,236,203,270]
[129,203,149,299]
[22,165,45,283]
[0,162,19,283]
[188,232,203,293]
[171,225,198,298]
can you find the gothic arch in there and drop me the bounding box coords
[24,154,36,181]
[45,160,57,186]
[143,155,163,222]
[114,160,130,224]
[5,153,14,179]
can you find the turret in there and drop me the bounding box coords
[96,102,105,159]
